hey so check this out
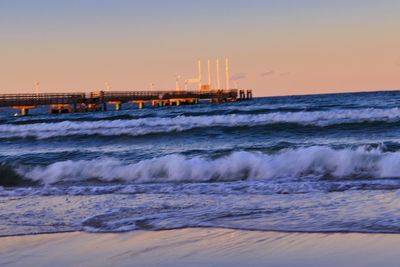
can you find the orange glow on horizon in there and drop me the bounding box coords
[1,1,399,97]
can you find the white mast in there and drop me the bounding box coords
[225,58,230,90]
[216,58,221,90]
[207,59,211,89]
[198,60,202,90]
[175,75,181,91]
[34,81,40,95]
[105,81,111,91]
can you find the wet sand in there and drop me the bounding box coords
[0,228,399,267]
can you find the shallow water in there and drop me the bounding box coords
[0,91,400,235]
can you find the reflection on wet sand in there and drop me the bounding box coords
[1,229,399,267]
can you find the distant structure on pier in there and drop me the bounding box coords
[180,58,231,91]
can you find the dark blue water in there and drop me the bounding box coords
[0,91,399,236]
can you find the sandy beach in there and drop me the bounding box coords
[1,229,399,267]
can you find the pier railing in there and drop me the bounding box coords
[91,89,239,102]
[0,93,86,107]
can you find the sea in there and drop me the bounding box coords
[0,91,399,236]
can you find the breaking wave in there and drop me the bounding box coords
[1,107,400,139]
[15,146,400,185]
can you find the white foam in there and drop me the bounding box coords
[1,107,400,139]
[17,146,400,184]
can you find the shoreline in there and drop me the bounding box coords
[1,228,399,267]
[2,227,400,238]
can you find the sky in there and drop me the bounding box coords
[0,0,399,96]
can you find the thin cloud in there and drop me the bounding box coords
[260,70,274,77]
[279,72,291,76]
[230,73,247,81]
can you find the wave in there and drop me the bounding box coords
[6,113,156,125]
[0,103,314,126]
[1,179,399,197]
[1,107,400,139]
[14,146,400,185]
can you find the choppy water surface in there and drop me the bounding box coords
[0,91,400,236]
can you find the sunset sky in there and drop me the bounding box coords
[1,0,399,96]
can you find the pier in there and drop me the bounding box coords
[0,89,252,116]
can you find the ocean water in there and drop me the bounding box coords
[0,91,399,236]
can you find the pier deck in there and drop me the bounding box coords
[0,89,252,115]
